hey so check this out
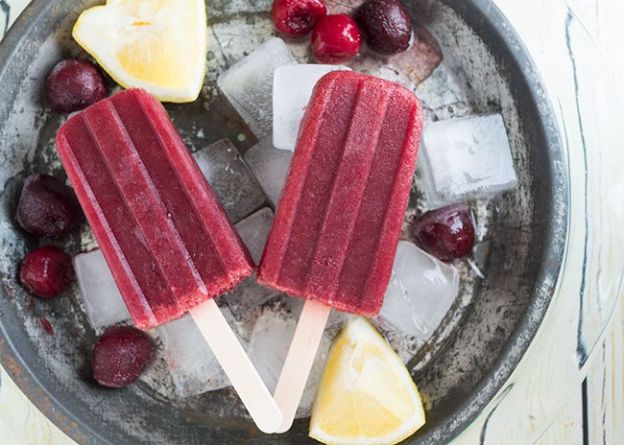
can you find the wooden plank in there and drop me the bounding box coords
[535,390,584,445]
[0,0,29,36]
[585,296,624,445]
[581,0,624,442]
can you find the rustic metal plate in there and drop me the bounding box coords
[0,0,568,443]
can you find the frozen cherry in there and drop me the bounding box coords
[311,14,362,63]
[46,59,106,113]
[272,0,327,36]
[20,246,74,298]
[356,0,413,54]
[92,326,154,389]
[16,174,81,239]
[412,205,475,261]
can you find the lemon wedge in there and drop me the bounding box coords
[73,0,207,102]
[310,318,426,445]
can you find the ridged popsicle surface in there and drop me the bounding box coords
[56,89,254,330]
[258,71,423,315]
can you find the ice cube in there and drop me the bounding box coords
[246,306,335,413]
[286,298,349,334]
[372,316,421,364]
[296,332,333,418]
[473,240,491,270]
[223,277,281,323]
[235,207,274,264]
[418,114,518,208]
[218,37,296,138]
[415,66,472,120]
[224,208,281,319]
[388,26,443,85]
[193,139,265,223]
[244,137,293,207]
[468,240,492,279]
[349,26,442,87]
[324,0,365,14]
[273,64,351,151]
[326,310,351,336]
[247,309,297,393]
[158,310,241,397]
[379,241,459,341]
[73,250,130,330]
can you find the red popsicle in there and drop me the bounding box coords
[57,88,252,329]
[258,71,423,314]
[259,71,423,430]
[56,88,282,432]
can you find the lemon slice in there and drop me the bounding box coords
[310,318,426,445]
[73,0,207,102]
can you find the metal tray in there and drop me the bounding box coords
[0,0,568,443]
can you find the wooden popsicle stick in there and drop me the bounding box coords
[273,300,331,432]
[190,299,283,433]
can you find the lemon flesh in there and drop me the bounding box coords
[73,0,207,102]
[310,318,426,445]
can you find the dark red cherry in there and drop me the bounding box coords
[272,0,327,36]
[16,174,81,239]
[46,59,106,113]
[412,205,475,261]
[356,0,413,54]
[311,14,362,63]
[20,246,74,298]
[92,326,154,388]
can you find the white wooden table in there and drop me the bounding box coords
[1,0,623,444]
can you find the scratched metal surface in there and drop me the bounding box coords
[0,0,569,444]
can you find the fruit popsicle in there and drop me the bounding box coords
[259,71,423,431]
[258,71,422,313]
[57,88,252,329]
[56,88,282,432]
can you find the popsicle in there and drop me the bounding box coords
[56,88,283,432]
[257,71,423,430]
